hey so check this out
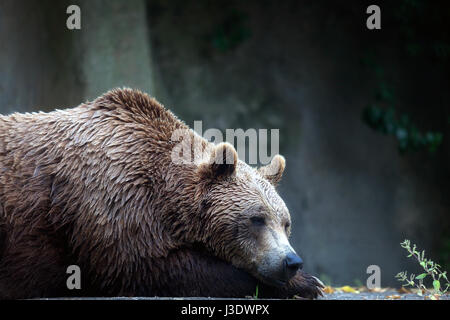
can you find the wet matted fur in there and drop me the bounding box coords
[0,88,323,299]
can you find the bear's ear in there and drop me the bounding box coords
[258,155,285,185]
[198,142,238,180]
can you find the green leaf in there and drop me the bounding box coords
[416,273,427,280]
[433,280,440,291]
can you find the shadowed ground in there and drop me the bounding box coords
[36,292,449,300]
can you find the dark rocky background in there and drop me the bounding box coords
[0,0,449,287]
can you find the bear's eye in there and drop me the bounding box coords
[285,222,291,231]
[250,216,266,226]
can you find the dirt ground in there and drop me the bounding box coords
[37,292,449,300]
[320,291,449,300]
[316,286,450,300]
[34,286,449,301]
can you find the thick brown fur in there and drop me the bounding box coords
[0,88,322,299]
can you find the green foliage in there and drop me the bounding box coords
[362,0,448,155]
[395,0,450,61]
[363,106,443,154]
[395,240,450,297]
[361,56,444,155]
[253,285,259,299]
[210,9,251,53]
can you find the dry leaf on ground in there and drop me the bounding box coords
[397,287,412,294]
[337,286,359,293]
[322,286,335,294]
[368,287,391,293]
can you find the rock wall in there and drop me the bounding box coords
[0,0,448,286]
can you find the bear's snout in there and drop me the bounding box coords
[284,252,303,279]
[255,229,304,286]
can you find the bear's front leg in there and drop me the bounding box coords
[257,270,324,299]
[147,248,323,299]
[0,230,69,299]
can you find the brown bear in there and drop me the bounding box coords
[0,88,322,299]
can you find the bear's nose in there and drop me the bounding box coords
[284,252,303,278]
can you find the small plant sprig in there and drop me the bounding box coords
[253,285,259,299]
[395,239,450,297]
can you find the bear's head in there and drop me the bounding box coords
[194,142,303,287]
